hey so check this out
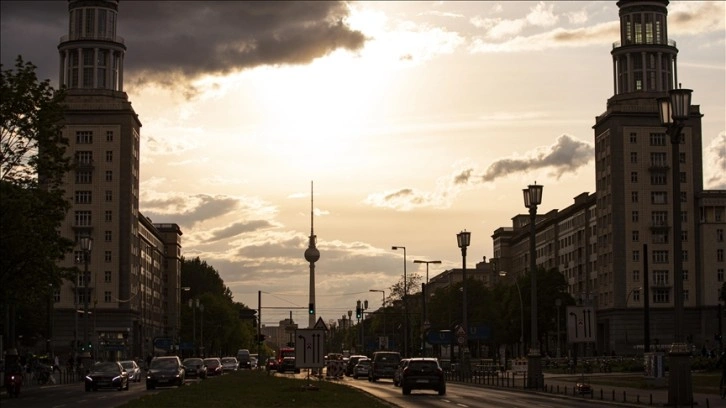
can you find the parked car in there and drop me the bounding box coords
[368,351,401,382]
[393,358,410,387]
[203,357,223,376]
[182,358,207,379]
[85,361,129,392]
[221,357,239,372]
[250,356,258,369]
[400,357,445,396]
[353,358,371,379]
[119,360,142,382]
[278,357,300,373]
[146,356,185,390]
[345,355,367,377]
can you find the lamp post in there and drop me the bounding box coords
[392,246,408,357]
[456,230,471,377]
[413,260,440,357]
[79,235,93,358]
[555,299,562,359]
[523,182,543,389]
[657,86,693,407]
[369,289,386,349]
[625,287,643,348]
[413,260,442,284]
[499,271,525,357]
[199,303,205,357]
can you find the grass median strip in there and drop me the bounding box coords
[118,371,391,408]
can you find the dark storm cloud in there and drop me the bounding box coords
[142,194,239,226]
[206,220,274,243]
[1,1,366,87]
[454,134,593,185]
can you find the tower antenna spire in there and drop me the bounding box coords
[304,180,320,327]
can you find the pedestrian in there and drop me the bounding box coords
[53,355,61,373]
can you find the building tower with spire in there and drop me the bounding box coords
[54,0,182,360]
[593,0,703,355]
[304,181,320,328]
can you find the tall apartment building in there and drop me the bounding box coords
[53,0,182,360]
[492,0,725,355]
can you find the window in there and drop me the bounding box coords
[74,191,92,204]
[651,172,667,185]
[75,211,91,226]
[651,192,667,204]
[718,229,724,242]
[53,289,60,303]
[718,249,724,262]
[632,192,639,203]
[679,152,686,164]
[631,172,638,183]
[76,151,93,165]
[683,290,689,302]
[683,269,688,281]
[76,131,93,144]
[653,250,668,264]
[104,210,112,222]
[105,170,112,182]
[653,232,668,244]
[680,172,687,183]
[633,250,640,262]
[652,211,668,226]
[104,270,112,283]
[653,289,669,303]
[630,133,637,144]
[630,152,638,163]
[649,133,666,146]
[719,269,725,283]
[104,291,111,303]
[633,290,640,302]
[632,231,640,242]
[633,270,640,282]
[104,251,112,262]
[651,152,667,166]
[681,230,688,242]
[106,130,113,142]
[77,290,90,305]
[632,211,639,222]
[105,190,112,201]
[75,171,92,184]
[105,151,113,162]
[680,192,687,202]
[104,231,112,242]
[654,270,669,285]
[682,250,688,261]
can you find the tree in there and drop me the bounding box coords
[1,56,73,348]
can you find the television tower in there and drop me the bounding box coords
[304,181,320,328]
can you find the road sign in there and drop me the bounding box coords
[567,306,596,343]
[295,329,325,368]
[313,317,328,330]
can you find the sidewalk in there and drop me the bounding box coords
[542,372,725,407]
[447,371,726,407]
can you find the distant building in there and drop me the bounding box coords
[53,0,182,360]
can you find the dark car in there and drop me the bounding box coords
[146,356,185,390]
[393,358,410,387]
[400,358,445,395]
[203,357,223,376]
[265,357,278,371]
[84,361,129,392]
[278,357,300,373]
[353,359,371,379]
[182,358,207,379]
[368,351,401,382]
[345,355,367,377]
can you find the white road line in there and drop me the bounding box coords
[456,404,469,408]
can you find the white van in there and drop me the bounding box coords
[236,349,251,369]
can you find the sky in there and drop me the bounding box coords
[1,1,724,328]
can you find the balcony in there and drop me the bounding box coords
[649,161,670,171]
[75,159,95,171]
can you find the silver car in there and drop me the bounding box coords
[120,360,142,382]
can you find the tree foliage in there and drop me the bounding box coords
[0,56,73,347]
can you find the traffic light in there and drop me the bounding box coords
[309,303,315,315]
[356,306,361,319]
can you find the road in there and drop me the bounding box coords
[344,376,623,408]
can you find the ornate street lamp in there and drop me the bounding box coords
[657,86,693,407]
[456,230,471,377]
[79,235,93,359]
[523,182,543,389]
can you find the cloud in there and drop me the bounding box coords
[366,134,593,211]
[1,1,366,90]
[668,2,725,35]
[456,134,593,184]
[204,220,276,243]
[705,133,726,189]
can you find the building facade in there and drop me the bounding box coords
[53,0,182,361]
[491,0,725,355]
